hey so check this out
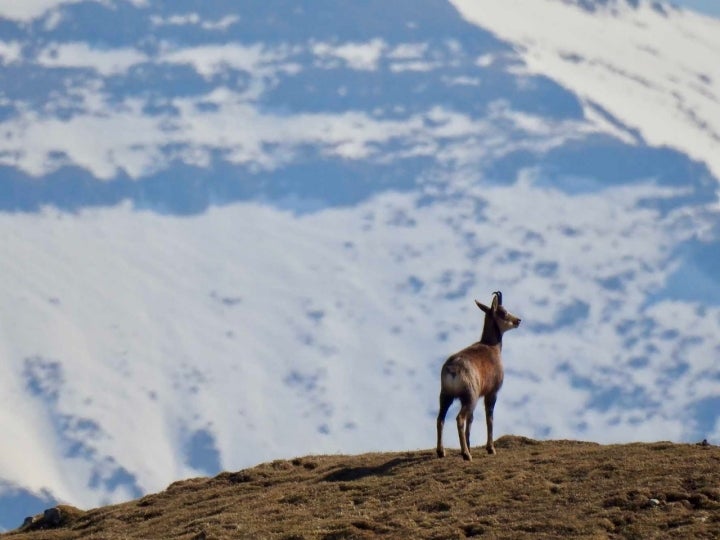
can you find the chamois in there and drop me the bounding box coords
[436,291,521,461]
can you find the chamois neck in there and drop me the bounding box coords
[480,315,503,347]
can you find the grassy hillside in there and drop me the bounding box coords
[4,436,719,539]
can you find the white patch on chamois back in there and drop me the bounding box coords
[442,368,467,396]
[442,358,481,397]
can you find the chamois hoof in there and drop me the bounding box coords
[461,452,472,461]
[486,446,496,455]
[436,448,446,458]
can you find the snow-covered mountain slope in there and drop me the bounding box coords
[0,0,719,531]
[451,0,720,184]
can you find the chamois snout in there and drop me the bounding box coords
[495,306,521,333]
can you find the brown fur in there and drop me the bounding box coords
[436,292,521,461]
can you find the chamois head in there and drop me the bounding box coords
[475,291,521,344]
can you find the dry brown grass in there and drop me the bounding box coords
[4,436,719,539]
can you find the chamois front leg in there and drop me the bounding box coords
[484,393,497,455]
[436,393,453,458]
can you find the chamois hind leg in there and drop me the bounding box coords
[484,393,498,455]
[457,398,477,461]
[436,392,453,458]
[465,411,474,450]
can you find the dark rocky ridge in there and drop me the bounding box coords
[4,436,719,539]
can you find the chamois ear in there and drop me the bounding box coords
[491,291,502,310]
[475,299,490,313]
